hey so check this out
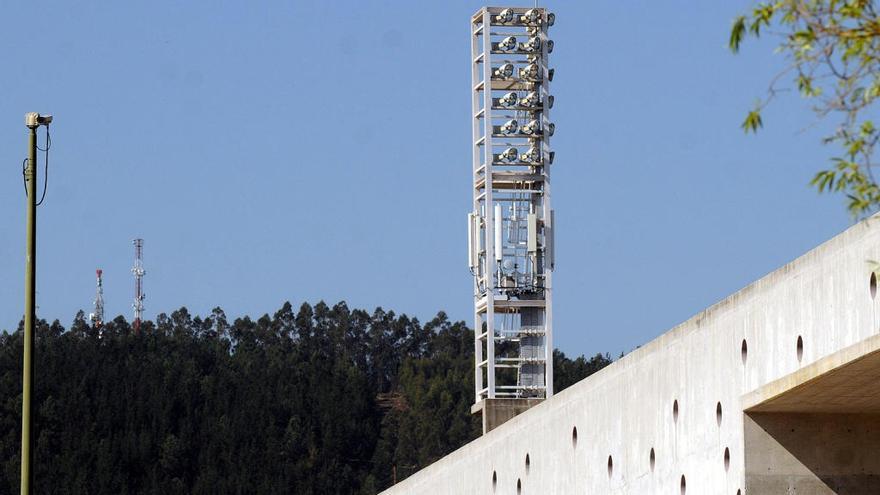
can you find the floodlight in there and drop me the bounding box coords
[495,63,515,78]
[521,9,539,25]
[499,91,519,107]
[519,63,540,80]
[500,119,519,135]
[521,91,540,107]
[498,36,517,52]
[520,146,541,163]
[521,37,541,53]
[521,119,540,135]
[496,9,514,24]
[500,147,518,162]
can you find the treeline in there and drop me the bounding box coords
[0,302,611,494]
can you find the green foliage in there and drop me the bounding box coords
[731,0,880,217]
[0,303,610,494]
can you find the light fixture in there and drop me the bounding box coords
[495,63,514,78]
[498,36,517,52]
[521,37,541,53]
[521,119,540,135]
[500,147,519,162]
[499,91,519,107]
[521,9,539,25]
[520,146,541,163]
[496,8,514,24]
[519,63,539,80]
[500,119,519,135]
[521,91,540,107]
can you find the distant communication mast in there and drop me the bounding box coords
[132,238,145,332]
[89,269,105,327]
[469,7,556,419]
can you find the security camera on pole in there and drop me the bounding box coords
[21,112,52,495]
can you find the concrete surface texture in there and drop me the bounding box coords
[380,217,880,494]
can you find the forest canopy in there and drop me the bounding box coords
[0,302,611,494]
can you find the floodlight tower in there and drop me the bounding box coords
[469,7,556,432]
[132,239,145,332]
[90,269,105,327]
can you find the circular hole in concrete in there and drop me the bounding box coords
[797,335,804,362]
[724,447,730,471]
[716,402,723,427]
[872,272,877,299]
[525,453,530,473]
[673,400,679,423]
[492,471,497,491]
[680,474,687,494]
[572,426,578,448]
[516,478,522,494]
[649,447,656,472]
[607,455,613,478]
[741,339,748,364]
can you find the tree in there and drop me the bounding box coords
[731,0,880,217]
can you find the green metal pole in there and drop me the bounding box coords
[21,119,37,495]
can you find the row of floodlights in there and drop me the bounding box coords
[494,63,554,81]
[499,119,555,137]
[498,91,554,109]
[497,36,553,54]
[495,8,555,27]
[498,146,554,164]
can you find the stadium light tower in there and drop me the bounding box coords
[469,7,556,433]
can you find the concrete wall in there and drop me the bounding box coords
[380,217,880,495]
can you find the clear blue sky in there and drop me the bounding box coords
[0,1,851,358]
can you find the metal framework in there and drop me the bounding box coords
[132,238,145,332]
[90,269,105,327]
[469,7,556,403]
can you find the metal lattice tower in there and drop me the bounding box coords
[469,7,556,405]
[132,238,145,332]
[90,269,105,327]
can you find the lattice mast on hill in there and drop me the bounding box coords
[90,269,105,327]
[469,7,556,404]
[132,238,145,331]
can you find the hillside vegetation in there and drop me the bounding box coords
[0,302,610,494]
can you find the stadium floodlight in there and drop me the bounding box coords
[495,63,515,78]
[519,63,540,80]
[498,36,518,52]
[521,119,540,135]
[500,147,519,162]
[520,146,541,163]
[496,8,515,24]
[521,9,539,25]
[521,91,540,107]
[500,119,519,135]
[499,91,519,107]
[521,37,541,53]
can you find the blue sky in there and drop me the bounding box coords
[0,1,851,358]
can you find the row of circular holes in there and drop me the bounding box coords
[491,273,879,493]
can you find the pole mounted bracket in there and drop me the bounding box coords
[25,112,52,129]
